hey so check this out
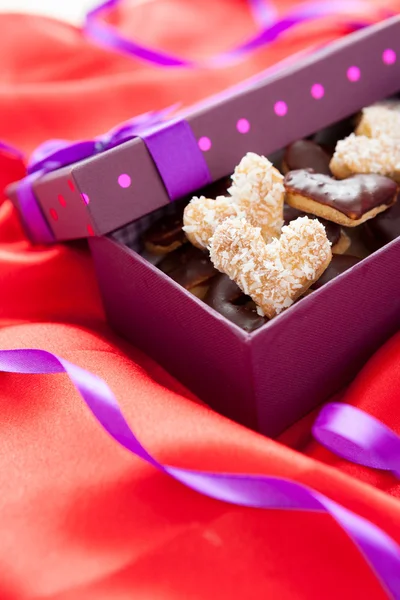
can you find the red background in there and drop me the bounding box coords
[0,1,400,598]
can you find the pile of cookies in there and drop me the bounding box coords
[142,100,399,332]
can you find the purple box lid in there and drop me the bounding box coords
[6,16,400,242]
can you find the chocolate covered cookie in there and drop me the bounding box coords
[284,170,398,227]
[283,140,331,175]
[204,274,266,332]
[144,209,186,254]
[158,244,217,299]
[363,193,400,249]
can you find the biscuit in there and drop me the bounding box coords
[330,133,400,183]
[209,216,331,318]
[284,169,398,227]
[183,152,284,249]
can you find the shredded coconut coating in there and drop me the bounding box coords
[183,196,242,249]
[183,152,284,249]
[356,106,400,142]
[228,152,284,239]
[209,216,332,319]
[330,133,400,182]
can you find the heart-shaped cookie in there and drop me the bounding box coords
[282,140,332,175]
[355,103,400,142]
[283,204,350,254]
[209,216,331,319]
[183,152,284,249]
[330,133,400,184]
[284,169,398,227]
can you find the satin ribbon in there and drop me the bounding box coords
[15,105,212,245]
[0,140,24,160]
[0,349,399,597]
[313,403,400,478]
[15,106,176,244]
[85,0,377,68]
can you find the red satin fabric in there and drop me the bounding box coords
[0,2,400,598]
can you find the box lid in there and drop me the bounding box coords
[6,15,400,243]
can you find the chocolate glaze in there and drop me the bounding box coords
[204,274,266,332]
[283,204,341,247]
[311,255,360,290]
[363,193,400,248]
[158,245,217,289]
[284,170,398,219]
[144,209,186,250]
[283,140,332,175]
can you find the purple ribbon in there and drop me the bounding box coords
[0,349,399,597]
[0,140,24,160]
[85,0,374,68]
[16,107,174,244]
[15,106,211,244]
[313,403,400,479]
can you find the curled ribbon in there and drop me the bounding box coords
[313,403,400,479]
[0,140,24,160]
[15,105,179,245]
[0,348,399,598]
[85,0,379,68]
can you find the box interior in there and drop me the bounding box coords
[111,98,400,337]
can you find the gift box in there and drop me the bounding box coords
[8,16,400,437]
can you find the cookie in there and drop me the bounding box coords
[355,104,400,142]
[183,152,284,249]
[282,140,331,175]
[204,274,266,332]
[330,134,400,183]
[209,216,331,318]
[144,209,186,255]
[283,204,350,254]
[284,169,398,227]
[158,244,217,299]
[363,192,400,249]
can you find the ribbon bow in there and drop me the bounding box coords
[16,105,178,244]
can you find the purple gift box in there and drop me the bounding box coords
[7,16,400,436]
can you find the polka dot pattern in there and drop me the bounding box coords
[87,224,95,236]
[118,174,131,188]
[49,208,58,221]
[274,101,287,117]
[82,193,90,205]
[58,194,66,207]
[67,179,75,192]
[311,83,324,99]
[198,136,212,151]
[382,49,396,65]
[236,118,250,134]
[347,66,361,82]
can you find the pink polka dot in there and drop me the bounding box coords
[67,179,75,192]
[347,66,360,82]
[198,136,212,152]
[236,118,250,134]
[58,194,66,207]
[49,208,58,221]
[87,224,95,236]
[274,101,287,117]
[311,83,324,99]
[118,174,131,188]
[82,193,90,205]
[383,49,396,65]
